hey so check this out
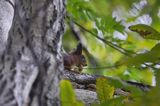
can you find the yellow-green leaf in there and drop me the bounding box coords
[60,80,84,106]
[129,24,160,40]
[96,78,115,103]
[118,43,160,66]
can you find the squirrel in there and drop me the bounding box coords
[63,43,87,72]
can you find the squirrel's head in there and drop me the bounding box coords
[71,43,87,66]
[63,43,87,71]
[80,55,87,66]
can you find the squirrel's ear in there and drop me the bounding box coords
[74,43,82,55]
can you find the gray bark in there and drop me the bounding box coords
[0,0,14,55]
[0,0,65,106]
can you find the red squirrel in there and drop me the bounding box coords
[63,43,87,72]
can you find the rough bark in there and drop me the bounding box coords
[0,0,14,55]
[0,0,65,106]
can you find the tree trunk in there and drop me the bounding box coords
[0,0,65,106]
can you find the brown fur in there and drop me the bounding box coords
[63,43,87,72]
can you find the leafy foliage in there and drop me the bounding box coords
[96,78,115,103]
[118,43,160,66]
[64,0,160,105]
[92,97,125,106]
[60,80,84,106]
[129,24,160,40]
[126,70,160,106]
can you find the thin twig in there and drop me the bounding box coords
[67,15,158,70]
[72,20,134,56]
[67,15,132,55]
[83,65,119,69]
[70,19,157,70]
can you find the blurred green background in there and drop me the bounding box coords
[63,0,160,86]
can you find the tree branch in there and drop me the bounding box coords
[63,70,152,104]
[63,70,151,91]
[68,17,158,70]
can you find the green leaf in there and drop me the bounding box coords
[60,80,84,106]
[103,16,125,34]
[96,78,115,103]
[127,70,160,106]
[101,97,125,106]
[155,69,160,88]
[113,20,125,34]
[118,43,160,66]
[129,24,160,40]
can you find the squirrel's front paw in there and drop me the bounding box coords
[72,66,81,73]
